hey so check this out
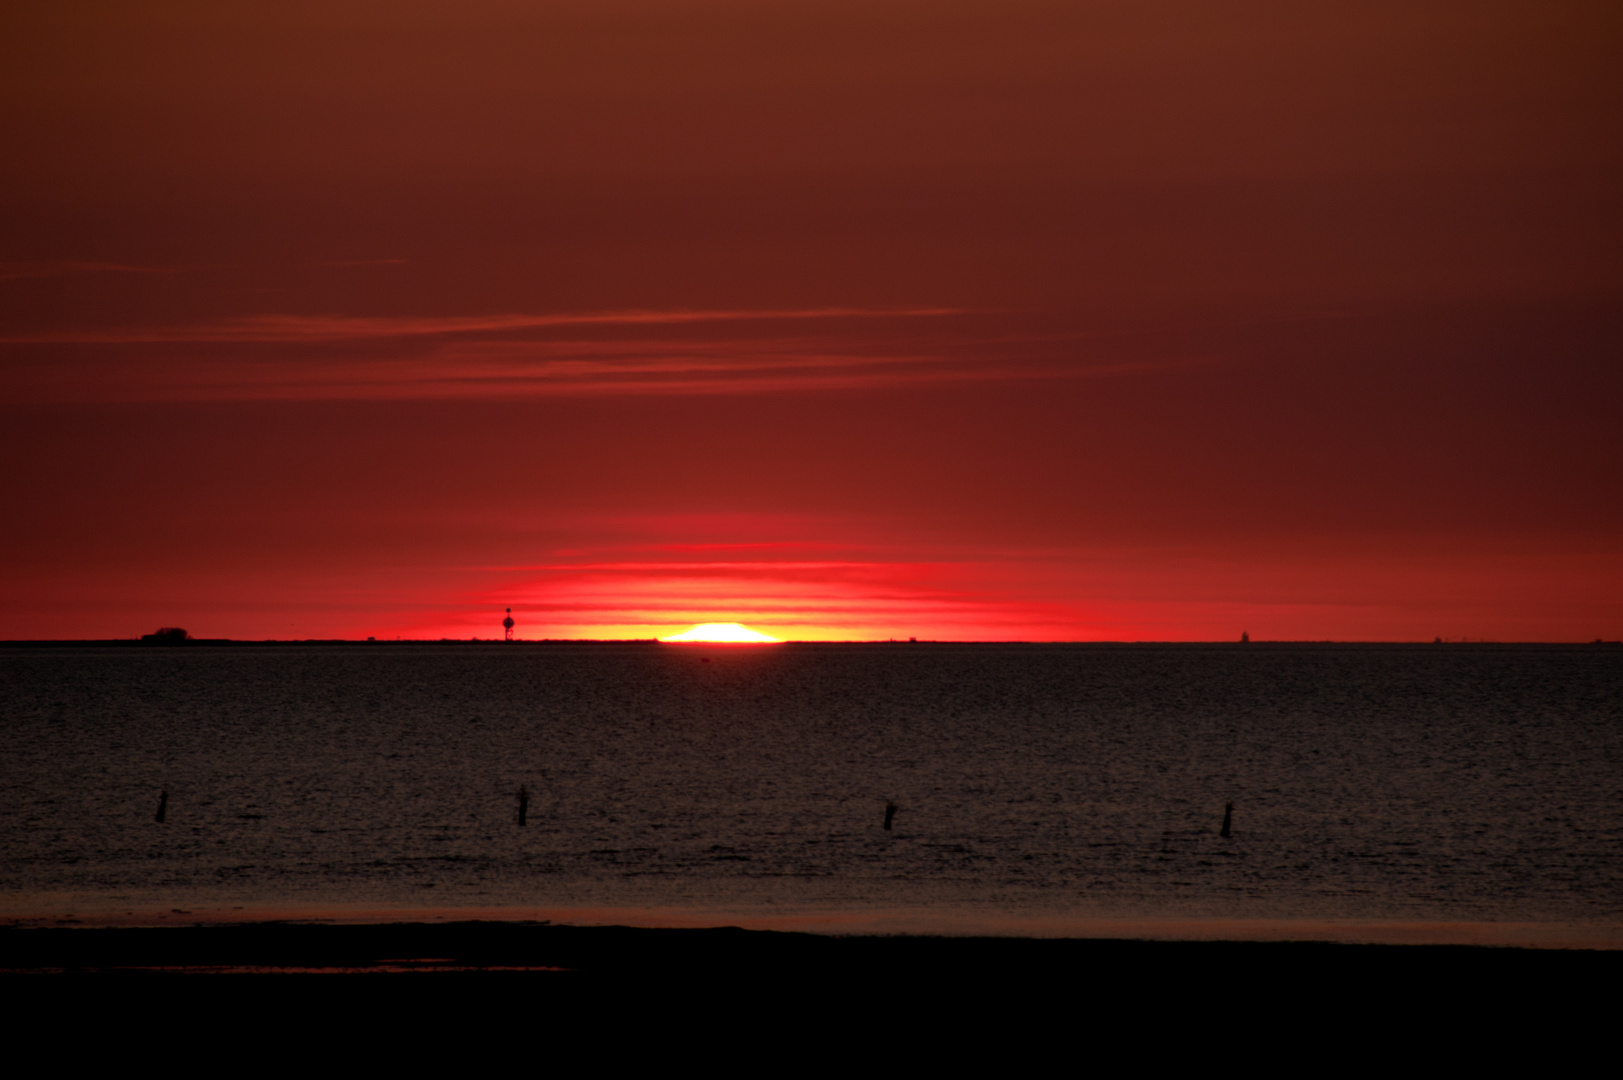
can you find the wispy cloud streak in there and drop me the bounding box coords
[0,261,174,282]
[2,336,1209,401]
[3,307,963,344]
[0,306,1221,400]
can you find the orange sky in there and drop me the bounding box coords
[2,1,1620,640]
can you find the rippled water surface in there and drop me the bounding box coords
[3,643,1620,923]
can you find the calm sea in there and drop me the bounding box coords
[3,643,1620,932]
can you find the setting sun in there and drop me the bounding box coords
[660,622,782,643]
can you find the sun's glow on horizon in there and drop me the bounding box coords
[660,622,782,643]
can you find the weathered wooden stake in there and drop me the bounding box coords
[1220,801,1232,838]
[883,801,897,831]
[517,785,529,826]
[155,790,168,824]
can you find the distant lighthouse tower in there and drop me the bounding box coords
[503,607,515,641]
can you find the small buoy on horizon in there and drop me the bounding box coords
[154,790,168,824]
[1220,801,1233,838]
[884,801,897,831]
[1240,631,1250,644]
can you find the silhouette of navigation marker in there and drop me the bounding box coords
[503,607,515,641]
[1220,802,1233,838]
[884,801,897,831]
[154,790,168,823]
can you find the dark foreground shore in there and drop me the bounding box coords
[4,922,1616,1058]
[4,919,1619,978]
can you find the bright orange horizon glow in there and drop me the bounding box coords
[659,622,782,644]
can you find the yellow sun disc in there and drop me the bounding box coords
[660,622,781,643]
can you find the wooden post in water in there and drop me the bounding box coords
[1220,801,1232,838]
[883,801,897,831]
[517,786,529,827]
[154,790,168,823]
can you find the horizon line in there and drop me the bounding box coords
[1,637,1616,647]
